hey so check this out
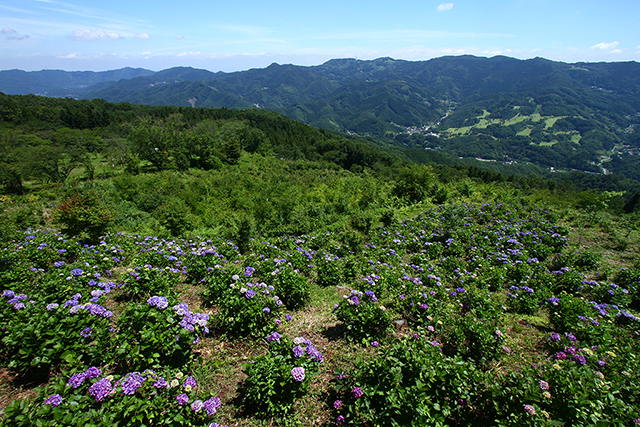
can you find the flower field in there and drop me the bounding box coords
[1,202,639,426]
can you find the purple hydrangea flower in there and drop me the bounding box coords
[336,415,346,424]
[292,346,304,358]
[121,372,145,395]
[44,394,63,406]
[153,377,168,388]
[89,378,112,402]
[67,372,87,389]
[266,332,281,342]
[333,400,342,410]
[351,386,363,399]
[80,327,92,338]
[286,314,292,322]
[291,367,305,382]
[176,393,189,405]
[245,289,256,299]
[84,366,102,379]
[71,268,84,276]
[306,344,324,363]
[524,404,536,415]
[203,397,221,416]
[191,400,204,412]
[183,376,197,389]
[539,380,549,390]
[572,354,586,365]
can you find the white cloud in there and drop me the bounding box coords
[590,41,619,50]
[68,28,122,41]
[2,28,18,34]
[135,33,150,40]
[177,51,203,57]
[438,3,454,11]
[175,34,185,40]
[610,49,623,54]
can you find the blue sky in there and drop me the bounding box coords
[1,0,639,72]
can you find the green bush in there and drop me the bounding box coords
[241,333,323,416]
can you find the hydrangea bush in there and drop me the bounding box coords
[1,366,226,427]
[241,333,324,416]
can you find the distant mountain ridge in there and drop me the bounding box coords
[0,67,155,98]
[2,55,640,179]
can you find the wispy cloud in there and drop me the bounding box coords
[438,3,454,11]
[68,28,122,41]
[2,28,30,41]
[590,41,619,50]
[135,33,150,40]
[175,34,185,40]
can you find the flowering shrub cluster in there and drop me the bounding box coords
[334,288,390,342]
[241,333,324,416]
[2,366,226,426]
[2,202,639,426]
[115,296,210,370]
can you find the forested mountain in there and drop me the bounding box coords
[2,55,640,180]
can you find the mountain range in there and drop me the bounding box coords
[2,55,640,180]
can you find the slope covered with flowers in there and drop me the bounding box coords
[1,203,639,426]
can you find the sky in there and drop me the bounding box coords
[1,0,639,73]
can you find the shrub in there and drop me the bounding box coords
[241,333,323,416]
[54,191,113,243]
[335,289,391,342]
[114,296,209,371]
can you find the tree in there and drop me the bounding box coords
[392,164,437,204]
[55,190,114,243]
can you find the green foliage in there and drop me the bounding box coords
[1,295,113,375]
[0,368,225,427]
[54,190,114,243]
[337,336,486,426]
[335,289,391,342]
[266,265,310,310]
[241,334,323,416]
[114,297,208,371]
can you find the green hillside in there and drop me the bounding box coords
[1,94,640,427]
